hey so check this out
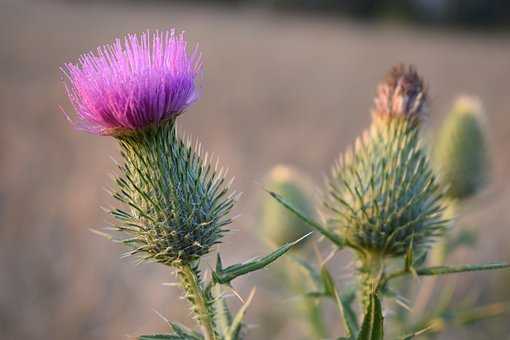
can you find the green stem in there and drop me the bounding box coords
[358,253,384,312]
[177,263,217,340]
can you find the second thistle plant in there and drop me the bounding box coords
[325,65,448,308]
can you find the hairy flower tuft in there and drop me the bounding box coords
[372,64,427,125]
[61,30,201,136]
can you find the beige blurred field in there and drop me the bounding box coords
[2,0,510,339]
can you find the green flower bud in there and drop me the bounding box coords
[110,120,237,266]
[325,65,447,258]
[258,165,315,248]
[433,96,489,200]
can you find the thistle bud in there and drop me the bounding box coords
[325,65,447,258]
[258,165,315,248]
[372,64,427,126]
[433,96,489,200]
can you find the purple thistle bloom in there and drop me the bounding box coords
[61,30,202,136]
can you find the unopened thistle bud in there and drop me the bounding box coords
[62,30,236,266]
[325,64,447,258]
[258,165,315,248]
[433,96,489,200]
[372,64,427,126]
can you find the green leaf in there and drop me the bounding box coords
[212,233,311,284]
[212,285,233,337]
[321,266,336,297]
[415,262,510,276]
[169,322,203,338]
[267,190,345,247]
[290,255,323,289]
[225,288,256,340]
[139,322,203,340]
[321,266,359,338]
[385,262,510,283]
[357,294,384,340]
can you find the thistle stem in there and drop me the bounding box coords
[358,253,384,312]
[177,264,217,340]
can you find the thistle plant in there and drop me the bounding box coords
[62,30,305,340]
[269,64,510,339]
[61,31,509,338]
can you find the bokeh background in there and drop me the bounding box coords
[2,0,510,339]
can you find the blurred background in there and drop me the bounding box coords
[2,0,510,339]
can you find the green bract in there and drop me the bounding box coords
[433,96,488,200]
[325,118,447,258]
[110,120,236,266]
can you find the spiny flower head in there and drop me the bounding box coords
[372,64,427,126]
[325,64,447,258]
[433,95,489,200]
[258,165,315,248]
[61,30,201,136]
[111,121,237,266]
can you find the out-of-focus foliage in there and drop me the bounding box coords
[258,165,315,248]
[433,96,488,201]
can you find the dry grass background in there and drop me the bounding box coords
[2,0,510,339]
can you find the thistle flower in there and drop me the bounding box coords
[62,30,234,266]
[325,64,447,259]
[61,30,201,136]
[433,96,489,200]
[258,165,315,248]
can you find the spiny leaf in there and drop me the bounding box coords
[320,267,359,338]
[225,288,256,340]
[267,190,345,247]
[415,262,510,276]
[170,323,203,339]
[385,262,510,283]
[212,285,232,337]
[357,293,383,340]
[212,233,311,285]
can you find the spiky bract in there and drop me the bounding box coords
[433,96,488,200]
[259,165,315,247]
[110,120,236,265]
[325,119,447,257]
